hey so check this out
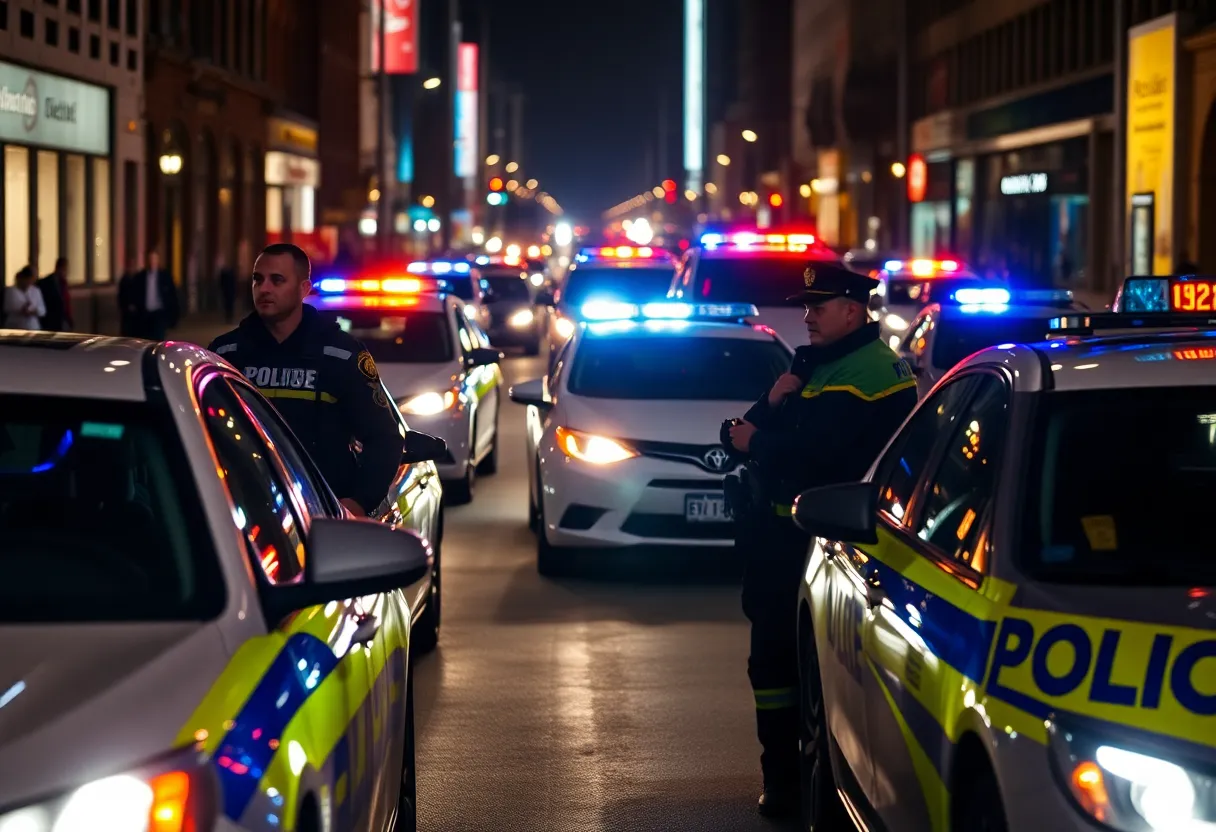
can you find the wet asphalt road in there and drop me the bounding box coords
[411,353,806,832]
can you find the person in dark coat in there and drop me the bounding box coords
[117,250,180,340]
[38,257,74,332]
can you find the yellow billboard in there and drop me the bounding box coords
[1126,15,1179,275]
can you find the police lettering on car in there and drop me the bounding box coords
[208,243,403,517]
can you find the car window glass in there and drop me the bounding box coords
[200,377,306,585]
[901,315,933,359]
[466,317,491,348]
[911,376,1009,572]
[229,381,336,518]
[874,376,978,523]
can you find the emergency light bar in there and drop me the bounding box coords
[699,231,820,250]
[1048,311,1216,336]
[314,275,448,295]
[947,287,1074,307]
[575,245,666,261]
[883,258,962,276]
[406,259,472,275]
[580,300,759,322]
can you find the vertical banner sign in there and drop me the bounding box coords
[684,0,705,192]
[372,0,418,75]
[1126,15,1178,275]
[455,44,479,178]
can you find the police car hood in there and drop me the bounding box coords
[752,306,807,350]
[376,362,458,400]
[562,394,741,445]
[0,621,228,807]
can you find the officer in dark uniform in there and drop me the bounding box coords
[726,264,918,817]
[208,243,403,518]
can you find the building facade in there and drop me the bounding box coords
[0,0,144,333]
[906,0,1216,294]
[144,0,270,317]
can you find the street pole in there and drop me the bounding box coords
[895,0,909,250]
[442,0,460,252]
[377,0,390,255]
[1112,0,1127,290]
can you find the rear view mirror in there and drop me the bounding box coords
[792,482,879,544]
[402,430,448,464]
[509,377,549,408]
[262,518,431,625]
[466,347,502,368]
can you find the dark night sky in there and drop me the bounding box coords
[469,0,686,223]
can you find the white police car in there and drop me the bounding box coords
[790,274,1216,832]
[508,302,792,575]
[669,231,839,348]
[895,285,1086,395]
[869,258,989,349]
[311,273,503,504]
[0,330,447,831]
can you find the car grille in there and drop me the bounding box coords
[620,513,735,540]
[627,439,735,475]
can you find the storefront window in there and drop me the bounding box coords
[93,157,111,283]
[36,152,60,278]
[66,156,87,286]
[298,186,315,233]
[4,146,30,286]
[911,202,951,257]
[266,186,283,234]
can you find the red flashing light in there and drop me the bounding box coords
[489,177,504,192]
[907,155,927,203]
[661,179,676,192]
[769,193,783,208]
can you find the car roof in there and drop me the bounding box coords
[581,320,786,343]
[696,247,835,262]
[0,332,151,400]
[954,330,1216,391]
[934,303,1079,321]
[309,293,453,314]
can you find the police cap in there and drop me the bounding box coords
[787,264,879,304]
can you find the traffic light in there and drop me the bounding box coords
[662,178,676,204]
[768,193,783,208]
[489,177,504,192]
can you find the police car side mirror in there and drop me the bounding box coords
[466,347,502,368]
[402,430,448,464]
[509,377,550,408]
[261,518,430,626]
[792,482,879,544]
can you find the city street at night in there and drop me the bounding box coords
[412,353,800,832]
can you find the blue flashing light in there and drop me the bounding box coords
[317,278,346,294]
[581,300,639,321]
[884,260,904,272]
[700,233,724,246]
[475,255,490,265]
[579,300,760,323]
[958,304,1011,315]
[640,302,693,319]
[407,260,470,276]
[953,287,1011,305]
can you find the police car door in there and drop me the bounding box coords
[859,371,1011,832]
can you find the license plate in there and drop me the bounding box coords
[685,493,730,522]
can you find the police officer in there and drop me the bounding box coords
[727,264,918,817]
[208,243,403,518]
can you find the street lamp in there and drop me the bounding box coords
[486,154,500,166]
[716,154,731,166]
[158,153,183,175]
[423,77,442,90]
[505,161,519,174]
[891,161,907,178]
[741,129,758,143]
[526,178,539,190]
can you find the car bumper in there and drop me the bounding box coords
[400,407,471,480]
[539,453,738,548]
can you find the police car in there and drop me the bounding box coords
[895,285,1085,395]
[508,302,792,575]
[311,272,504,505]
[477,263,545,355]
[407,257,490,328]
[790,275,1216,832]
[669,231,840,348]
[0,331,449,831]
[536,245,677,363]
[870,258,989,349]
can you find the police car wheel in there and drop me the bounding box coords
[799,628,845,830]
[954,766,1007,832]
[393,667,418,832]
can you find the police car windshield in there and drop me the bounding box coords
[482,272,531,301]
[932,315,1055,368]
[560,267,675,310]
[317,309,453,363]
[569,336,790,400]
[0,396,224,622]
[1022,387,1216,585]
[444,275,475,301]
[694,257,826,307]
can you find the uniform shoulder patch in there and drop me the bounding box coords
[357,349,379,380]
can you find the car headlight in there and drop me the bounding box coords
[509,308,535,328]
[884,313,909,331]
[554,317,575,339]
[463,305,477,319]
[399,388,458,416]
[529,272,544,286]
[555,426,638,464]
[1050,723,1216,830]
[0,756,216,832]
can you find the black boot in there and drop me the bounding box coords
[757,775,800,818]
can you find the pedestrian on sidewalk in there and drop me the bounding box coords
[4,266,46,330]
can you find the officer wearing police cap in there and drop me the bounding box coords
[726,262,918,819]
